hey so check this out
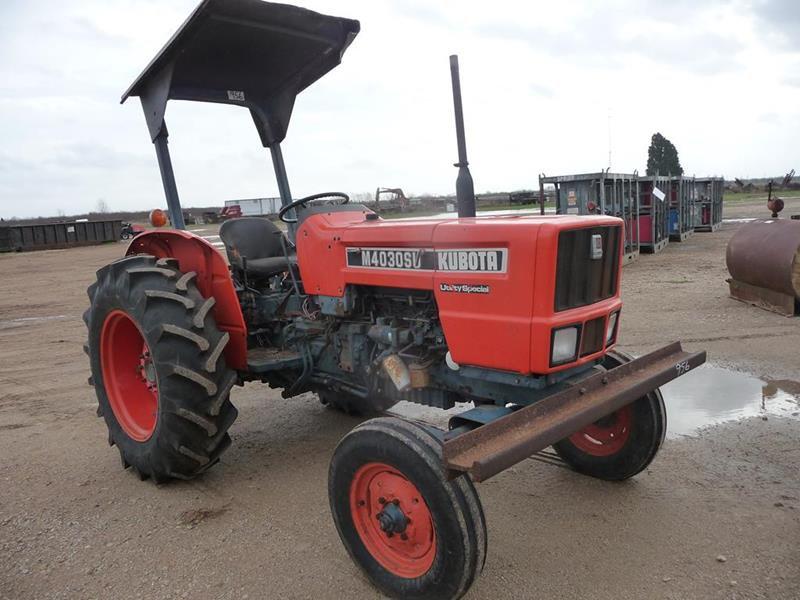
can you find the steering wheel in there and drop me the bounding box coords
[278,192,350,223]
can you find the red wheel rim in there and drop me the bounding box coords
[349,462,436,578]
[568,405,632,457]
[100,310,158,442]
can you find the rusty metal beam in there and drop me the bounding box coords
[727,278,796,317]
[443,342,706,482]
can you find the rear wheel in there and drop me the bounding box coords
[329,417,486,600]
[84,254,239,482]
[552,350,666,481]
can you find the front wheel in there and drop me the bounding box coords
[329,417,486,600]
[552,350,667,481]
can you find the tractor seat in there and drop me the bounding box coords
[219,217,296,278]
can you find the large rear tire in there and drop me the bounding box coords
[329,417,486,600]
[552,350,667,481]
[84,254,239,482]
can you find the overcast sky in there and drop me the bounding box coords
[1,0,798,218]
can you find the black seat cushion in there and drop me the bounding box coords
[218,217,294,277]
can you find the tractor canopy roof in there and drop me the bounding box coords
[122,0,359,146]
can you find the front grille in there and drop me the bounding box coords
[555,226,620,312]
[580,316,605,357]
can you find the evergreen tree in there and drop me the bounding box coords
[646,132,683,176]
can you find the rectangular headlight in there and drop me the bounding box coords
[606,312,619,344]
[551,326,579,365]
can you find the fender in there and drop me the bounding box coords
[126,229,247,370]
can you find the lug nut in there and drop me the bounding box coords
[392,499,400,505]
[378,497,386,504]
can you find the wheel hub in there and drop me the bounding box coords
[568,404,632,457]
[100,310,159,442]
[349,462,436,578]
[377,500,408,537]
[138,349,157,392]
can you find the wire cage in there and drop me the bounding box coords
[667,176,695,242]
[540,171,640,264]
[636,175,670,253]
[694,177,724,232]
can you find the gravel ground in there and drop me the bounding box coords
[1,199,798,599]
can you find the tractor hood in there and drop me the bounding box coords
[121,0,359,146]
[296,211,625,375]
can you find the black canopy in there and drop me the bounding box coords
[122,0,359,146]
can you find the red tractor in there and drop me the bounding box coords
[84,1,706,598]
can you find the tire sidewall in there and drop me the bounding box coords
[89,267,174,465]
[554,395,661,480]
[329,429,469,600]
[553,350,666,480]
[87,255,236,480]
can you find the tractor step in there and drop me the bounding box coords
[246,347,303,373]
[443,342,706,482]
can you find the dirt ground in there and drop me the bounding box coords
[1,200,798,600]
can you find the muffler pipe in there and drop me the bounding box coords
[449,55,476,218]
[381,354,411,392]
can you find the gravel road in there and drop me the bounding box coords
[1,200,798,599]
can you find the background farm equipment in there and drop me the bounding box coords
[83,1,707,598]
[119,222,145,240]
[373,187,411,212]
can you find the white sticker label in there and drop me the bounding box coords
[590,234,603,260]
[227,90,245,102]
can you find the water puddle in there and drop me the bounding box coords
[661,365,800,437]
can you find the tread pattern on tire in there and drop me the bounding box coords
[330,416,486,600]
[552,350,666,481]
[84,254,239,482]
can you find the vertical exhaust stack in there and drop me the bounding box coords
[449,55,476,218]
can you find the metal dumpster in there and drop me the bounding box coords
[0,220,123,252]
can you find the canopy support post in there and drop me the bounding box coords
[270,142,295,239]
[152,125,186,230]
